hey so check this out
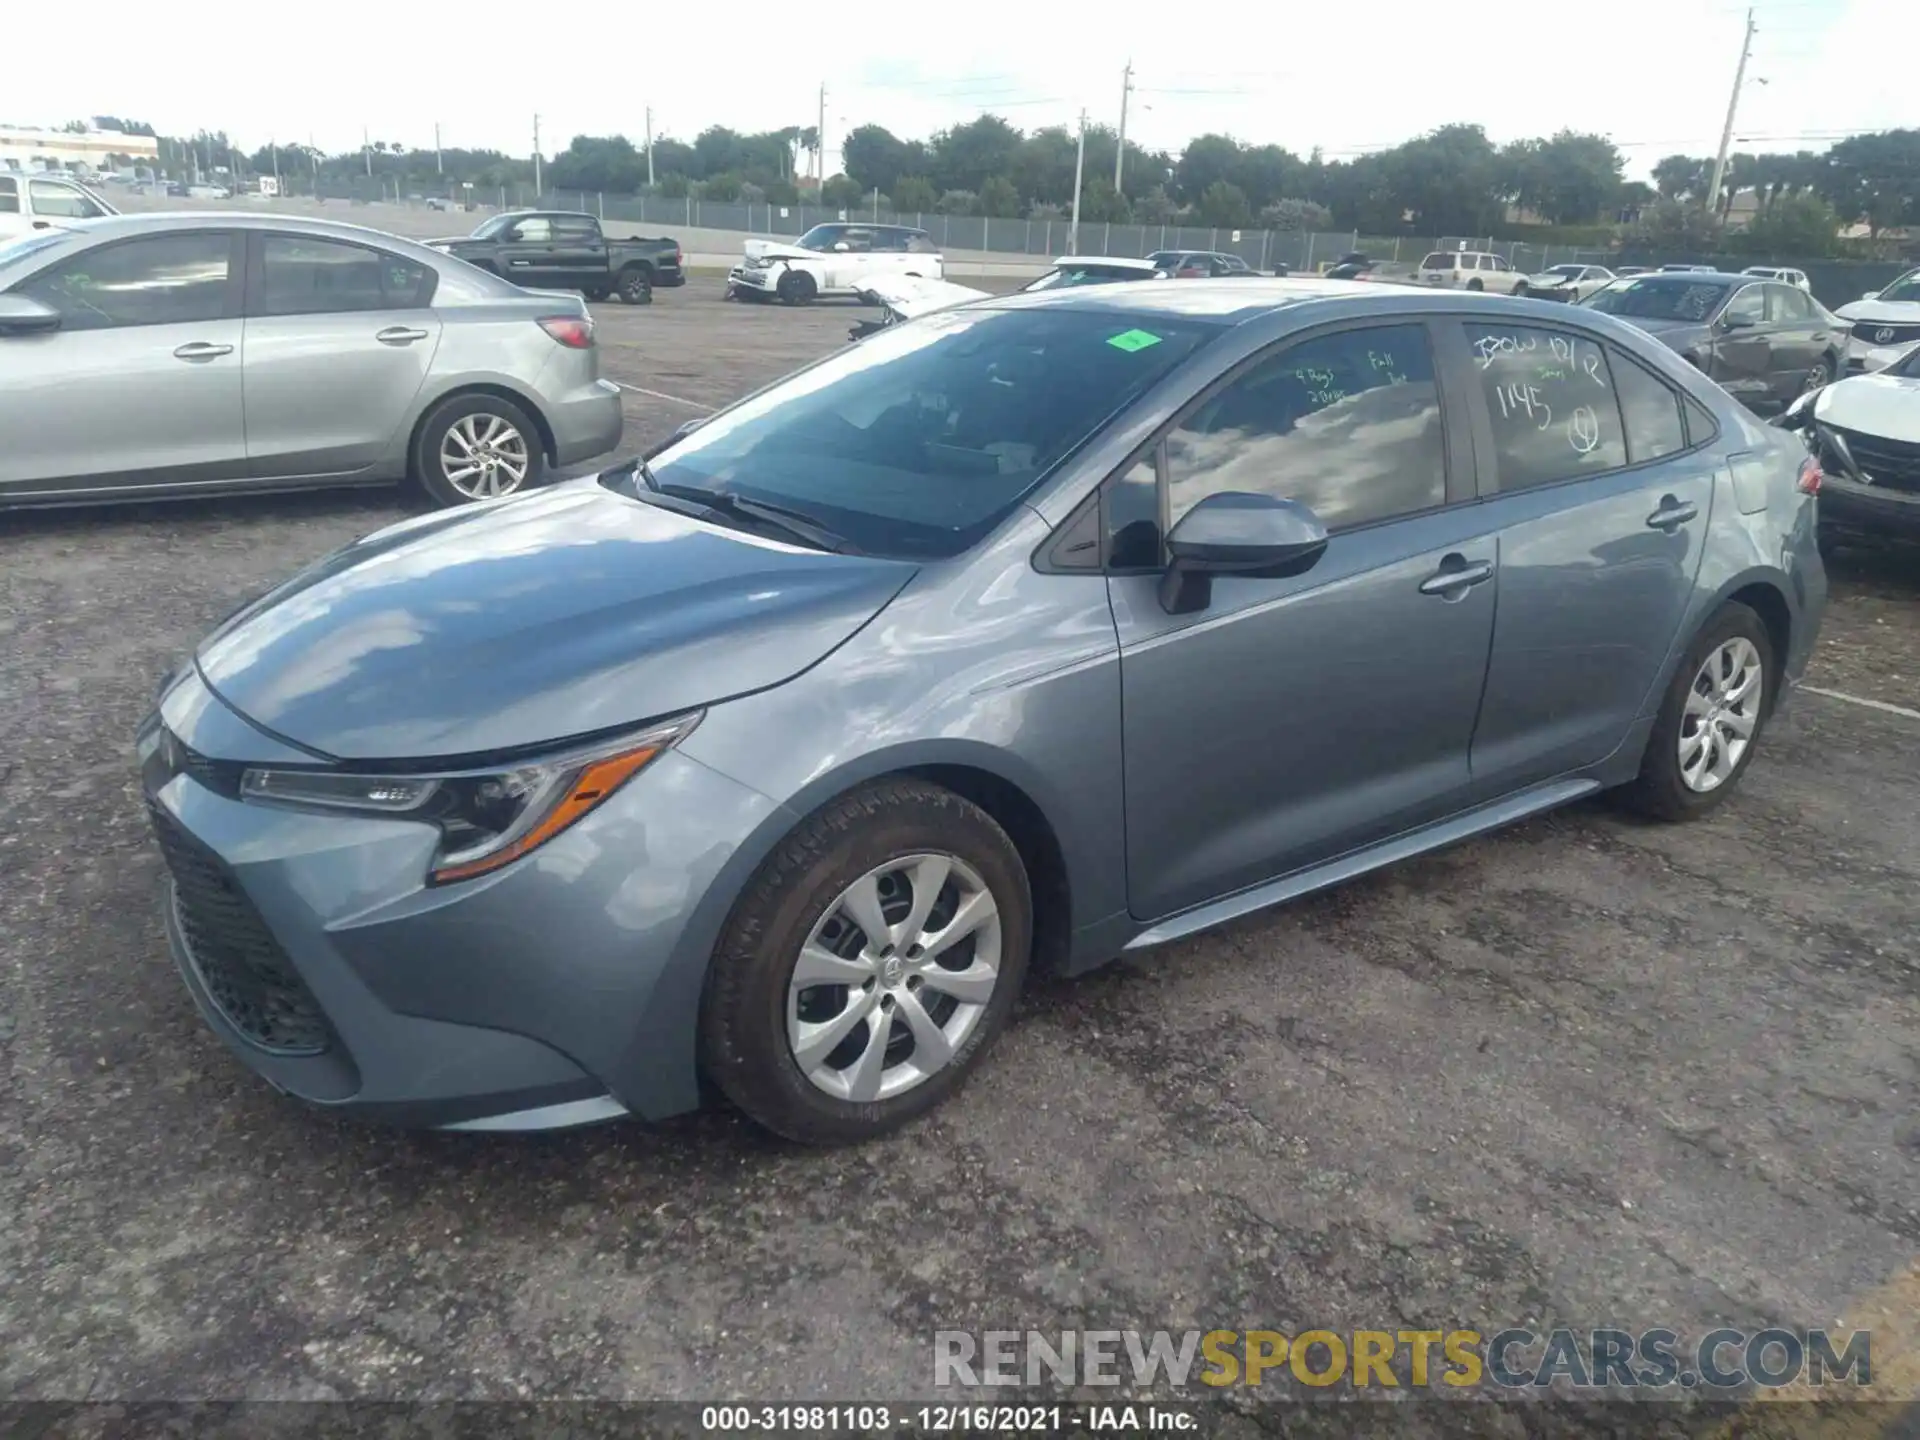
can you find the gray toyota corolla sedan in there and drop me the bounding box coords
[0,214,622,509]
[138,280,1826,1144]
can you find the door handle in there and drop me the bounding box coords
[1646,498,1699,530]
[1418,557,1494,596]
[376,326,430,345]
[172,341,233,361]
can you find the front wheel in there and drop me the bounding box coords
[699,779,1032,1145]
[412,393,545,507]
[1512,280,1529,298]
[777,268,818,305]
[1617,602,1775,821]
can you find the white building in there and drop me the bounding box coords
[0,126,160,173]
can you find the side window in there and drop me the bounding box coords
[17,232,233,331]
[258,234,434,316]
[1608,349,1689,462]
[1105,454,1163,570]
[1465,323,1628,488]
[1769,285,1812,321]
[1163,323,1447,533]
[553,216,599,241]
[841,229,875,252]
[907,233,939,254]
[507,217,552,242]
[1722,285,1765,327]
[0,177,17,214]
[29,180,106,219]
[1486,256,1508,272]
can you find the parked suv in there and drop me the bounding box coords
[1417,250,1527,293]
[138,279,1824,1144]
[727,223,944,303]
[0,171,120,240]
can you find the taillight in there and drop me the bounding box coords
[674,245,683,265]
[538,315,594,349]
[1796,456,1822,495]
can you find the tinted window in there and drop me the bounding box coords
[1609,349,1688,462]
[1165,323,1446,532]
[18,232,232,330]
[1584,278,1731,322]
[508,217,552,242]
[29,180,107,219]
[0,177,16,214]
[1106,454,1162,569]
[1465,322,1628,488]
[257,235,434,315]
[643,307,1218,560]
[1421,253,1455,270]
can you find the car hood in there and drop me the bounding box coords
[854,273,991,318]
[1835,298,1920,323]
[1814,371,1920,443]
[194,479,918,762]
[743,239,822,263]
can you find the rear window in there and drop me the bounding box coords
[640,306,1220,560]
[1421,253,1457,270]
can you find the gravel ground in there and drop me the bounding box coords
[2,289,1917,1414]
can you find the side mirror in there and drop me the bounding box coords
[833,241,851,252]
[1159,492,1329,615]
[1861,290,1881,302]
[0,293,61,336]
[1719,312,1758,331]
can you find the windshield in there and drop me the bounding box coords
[796,224,845,252]
[640,306,1217,559]
[1583,278,1730,322]
[1893,345,1920,378]
[1879,271,1920,303]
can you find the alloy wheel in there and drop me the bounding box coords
[786,853,1004,1103]
[1678,637,1764,793]
[440,414,530,499]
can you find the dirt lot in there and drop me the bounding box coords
[2,287,1917,1414]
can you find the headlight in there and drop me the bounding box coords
[238,712,701,885]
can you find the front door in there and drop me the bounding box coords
[1708,283,1774,410]
[240,231,442,478]
[0,228,246,497]
[496,215,560,287]
[1109,320,1495,922]
[1452,318,1716,792]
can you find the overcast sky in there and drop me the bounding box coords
[9,0,1912,179]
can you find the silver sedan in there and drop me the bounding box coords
[0,213,624,509]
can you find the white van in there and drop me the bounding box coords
[1416,249,1527,294]
[0,172,119,239]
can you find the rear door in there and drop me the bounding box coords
[240,231,443,478]
[1453,317,1717,792]
[550,214,608,289]
[0,228,246,497]
[1764,281,1831,400]
[1109,319,1495,920]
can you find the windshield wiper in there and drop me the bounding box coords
[633,464,859,554]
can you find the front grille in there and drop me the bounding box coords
[1825,425,1920,494]
[1851,320,1920,347]
[147,802,331,1056]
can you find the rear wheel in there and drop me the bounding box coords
[1802,354,1835,395]
[1617,602,1774,821]
[1512,280,1529,298]
[1466,278,1485,292]
[778,268,818,305]
[699,778,1032,1145]
[412,393,545,508]
[584,285,610,303]
[618,266,653,304]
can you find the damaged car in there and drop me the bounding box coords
[848,256,1167,340]
[1777,340,1920,542]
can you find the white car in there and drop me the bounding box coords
[1835,268,1920,374]
[848,256,1166,339]
[726,221,944,304]
[1778,342,1920,540]
[0,172,119,240]
[1519,262,1615,302]
[1414,250,1527,294]
[1742,265,1811,292]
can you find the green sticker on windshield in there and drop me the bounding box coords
[1106,328,1164,352]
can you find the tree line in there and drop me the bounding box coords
[86,114,1920,253]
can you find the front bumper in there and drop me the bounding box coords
[138,671,782,1129]
[727,263,781,295]
[1818,473,1920,537]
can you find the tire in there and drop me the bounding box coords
[699,778,1033,1145]
[1616,602,1775,822]
[1512,280,1529,298]
[584,286,610,303]
[1802,354,1835,395]
[617,266,653,304]
[412,393,546,508]
[777,268,818,305]
[1466,278,1485,292]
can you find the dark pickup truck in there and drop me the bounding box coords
[425,210,684,303]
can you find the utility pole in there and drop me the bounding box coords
[645,107,655,187]
[532,114,542,197]
[362,126,371,178]
[1069,109,1087,255]
[816,84,828,186]
[435,123,443,175]
[1705,7,1756,217]
[1114,60,1133,195]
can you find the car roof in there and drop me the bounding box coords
[0,210,460,256]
